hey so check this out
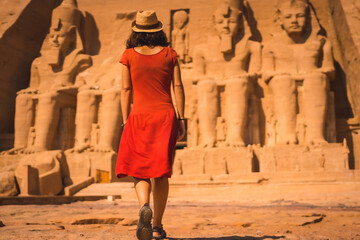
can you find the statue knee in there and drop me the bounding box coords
[103,88,121,100]
[271,74,292,82]
[304,73,328,90]
[78,89,96,102]
[16,93,32,107]
[227,77,248,89]
[197,80,217,93]
[270,75,295,94]
[38,91,59,104]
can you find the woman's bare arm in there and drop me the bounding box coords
[173,60,185,119]
[121,64,132,124]
[172,60,186,141]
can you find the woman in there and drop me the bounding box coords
[115,10,186,240]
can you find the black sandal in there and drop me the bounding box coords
[136,203,153,240]
[152,224,166,239]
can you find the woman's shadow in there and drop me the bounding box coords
[167,235,285,240]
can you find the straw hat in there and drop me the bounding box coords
[131,10,163,32]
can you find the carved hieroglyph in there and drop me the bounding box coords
[192,0,261,148]
[262,0,336,145]
[171,10,191,64]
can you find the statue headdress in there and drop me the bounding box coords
[217,0,244,11]
[216,0,244,17]
[276,0,309,9]
[52,0,82,29]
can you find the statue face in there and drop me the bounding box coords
[174,17,186,29]
[173,11,188,30]
[213,7,241,39]
[279,4,308,35]
[49,18,71,50]
[47,16,75,66]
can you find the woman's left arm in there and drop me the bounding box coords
[172,60,186,140]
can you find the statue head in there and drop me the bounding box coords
[47,0,82,66]
[213,0,243,54]
[277,0,310,40]
[173,10,188,30]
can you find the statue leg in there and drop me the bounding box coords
[34,92,60,150]
[197,80,218,148]
[225,77,249,147]
[303,73,328,144]
[74,89,98,151]
[98,88,122,152]
[14,93,34,149]
[269,75,297,144]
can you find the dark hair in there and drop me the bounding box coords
[126,30,169,49]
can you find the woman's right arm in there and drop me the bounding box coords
[121,64,132,124]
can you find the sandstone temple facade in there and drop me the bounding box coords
[0,0,359,195]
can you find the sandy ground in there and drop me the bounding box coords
[0,181,360,240]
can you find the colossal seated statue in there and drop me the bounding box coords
[262,0,335,145]
[12,0,92,153]
[0,0,95,195]
[69,12,135,153]
[193,0,261,148]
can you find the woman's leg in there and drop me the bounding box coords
[134,178,153,240]
[152,177,169,228]
[134,178,151,206]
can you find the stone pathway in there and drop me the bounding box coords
[0,182,359,239]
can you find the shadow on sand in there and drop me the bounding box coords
[168,236,285,240]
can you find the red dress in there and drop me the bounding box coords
[116,47,179,179]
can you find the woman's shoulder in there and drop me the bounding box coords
[121,48,137,59]
[166,46,176,53]
[123,48,134,54]
[163,47,178,65]
[119,48,135,66]
[164,47,178,57]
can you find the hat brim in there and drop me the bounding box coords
[131,20,163,33]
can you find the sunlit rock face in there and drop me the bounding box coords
[0,0,59,137]
[0,0,359,196]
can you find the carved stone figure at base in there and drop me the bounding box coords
[193,0,261,148]
[262,0,335,145]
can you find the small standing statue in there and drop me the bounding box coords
[171,10,191,64]
[262,0,335,145]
